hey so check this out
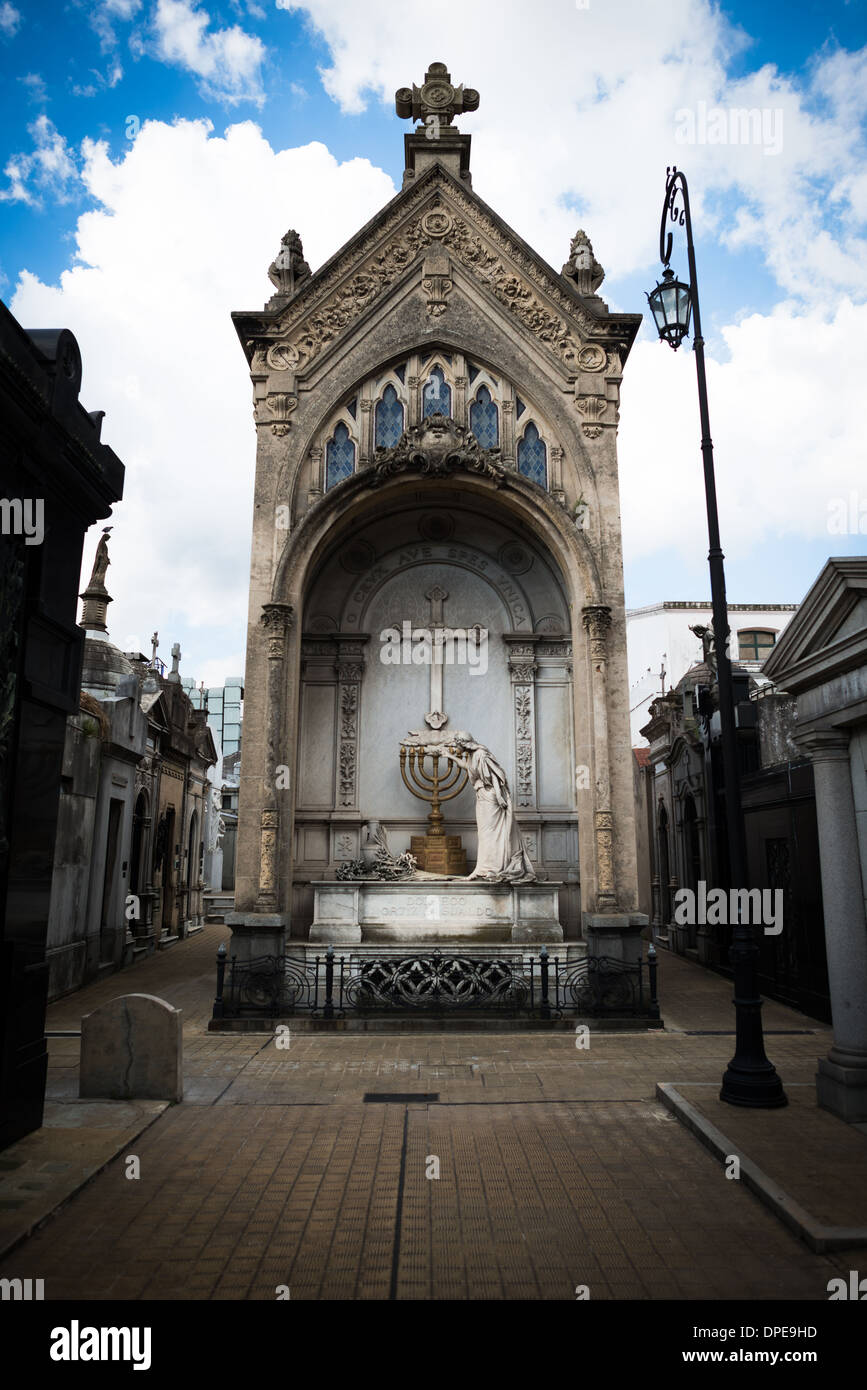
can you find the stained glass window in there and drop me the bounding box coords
[467,362,480,384]
[423,365,451,418]
[375,384,404,448]
[469,386,499,448]
[516,397,526,418]
[326,422,355,490]
[346,397,357,419]
[394,363,406,384]
[517,423,547,487]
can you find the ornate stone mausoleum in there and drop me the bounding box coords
[228,62,645,961]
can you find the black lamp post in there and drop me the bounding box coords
[647,166,787,1108]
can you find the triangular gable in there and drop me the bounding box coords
[763,557,867,690]
[233,162,640,382]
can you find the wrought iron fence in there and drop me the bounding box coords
[212,944,659,1021]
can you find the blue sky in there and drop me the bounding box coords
[1,0,865,687]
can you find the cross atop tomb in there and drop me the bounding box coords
[395,62,479,128]
[167,641,181,684]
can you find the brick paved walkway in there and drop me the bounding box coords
[1,927,864,1300]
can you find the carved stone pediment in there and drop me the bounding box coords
[233,166,641,379]
[370,413,505,487]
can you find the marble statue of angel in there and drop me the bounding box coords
[441,733,536,883]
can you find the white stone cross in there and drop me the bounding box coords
[424,585,449,730]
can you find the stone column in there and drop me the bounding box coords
[797,728,867,1122]
[549,445,565,506]
[407,374,420,428]
[504,640,538,808]
[334,642,366,811]
[582,605,617,911]
[307,445,323,505]
[502,398,515,468]
[359,399,373,466]
[454,374,468,427]
[256,602,294,910]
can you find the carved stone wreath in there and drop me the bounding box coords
[370,413,506,487]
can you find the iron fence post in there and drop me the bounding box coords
[540,946,551,1020]
[648,943,660,1019]
[324,944,335,1019]
[212,942,227,1019]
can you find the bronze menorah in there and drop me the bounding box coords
[399,743,468,838]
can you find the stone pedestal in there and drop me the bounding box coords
[310,879,563,945]
[225,911,288,963]
[583,912,647,965]
[410,833,466,875]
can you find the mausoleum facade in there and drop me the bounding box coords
[229,62,645,959]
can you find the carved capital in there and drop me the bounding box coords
[265,391,297,436]
[260,602,295,658]
[582,605,612,660]
[575,394,609,440]
[793,728,851,762]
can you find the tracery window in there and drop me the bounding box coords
[325,421,355,490]
[423,365,451,418]
[375,384,404,448]
[469,385,499,448]
[314,354,562,498]
[517,422,547,486]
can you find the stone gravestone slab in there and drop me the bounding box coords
[80,994,182,1101]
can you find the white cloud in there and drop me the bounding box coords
[10,117,394,679]
[276,0,867,308]
[88,0,142,53]
[8,7,867,673]
[71,61,124,98]
[152,0,267,106]
[0,115,79,205]
[0,2,20,38]
[19,72,48,104]
[619,299,867,570]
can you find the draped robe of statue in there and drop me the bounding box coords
[445,738,536,883]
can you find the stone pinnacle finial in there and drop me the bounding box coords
[395,61,479,129]
[79,526,113,633]
[267,228,311,303]
[563,229,605,296]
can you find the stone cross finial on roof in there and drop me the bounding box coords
[395,61,479,128]
[150,631,159,663]
[167,640,181,684]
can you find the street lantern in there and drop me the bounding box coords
[647,165,787,1109]
[646,267,692,349]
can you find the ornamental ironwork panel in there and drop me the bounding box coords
[213,947,659,1022]
[344,954,529,1011]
